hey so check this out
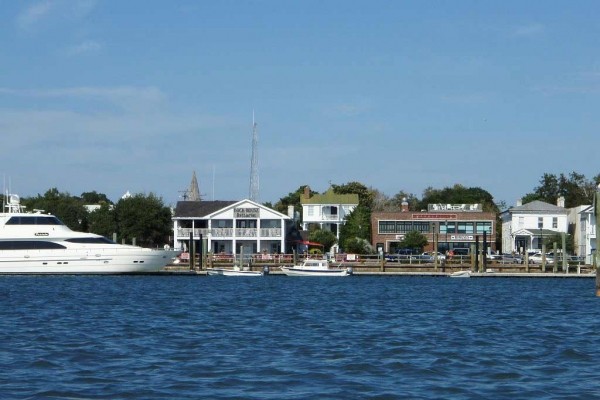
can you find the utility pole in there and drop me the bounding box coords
[249,111,259,202]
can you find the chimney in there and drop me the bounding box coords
[303,186,310,199]
[287,205,294,219]
[401,198,409,212]
[516,199,522,207]
[557,196,565,208]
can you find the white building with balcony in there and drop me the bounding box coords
[576,205,596,263]
[501,197,569,253]
[173,199,291,256]
[300,186,359,252]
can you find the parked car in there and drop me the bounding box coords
[528,252,554,264]
[500,253,523,264]
[385,248,420,261]
[488,252,502,261]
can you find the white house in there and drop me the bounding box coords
[300,186,359,253]
[501,197,569,253]
[173,199,291,256]
[576,205,596,263]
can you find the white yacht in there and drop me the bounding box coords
[0,194,180,274]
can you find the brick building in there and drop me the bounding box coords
[371,203,496,254]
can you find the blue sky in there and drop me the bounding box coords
[1,1,598,207]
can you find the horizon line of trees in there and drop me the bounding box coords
[268,171,599,254]
[3,170,597,254]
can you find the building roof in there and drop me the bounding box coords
[508,200,568,214]
[300,188,359,205]
[512,228,560,236]
[174,201,237,218]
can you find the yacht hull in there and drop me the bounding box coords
[0,249,179,274]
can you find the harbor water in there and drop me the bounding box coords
[1,275,599,399]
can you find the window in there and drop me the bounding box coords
[379,221,396,233]
[307,206,315,217]
[446,222,456,234]
[476,222,492,233]
[518,217,524,228]
[552,217,558,229]
[0,241,67,250]
[413,221,430,233]
[6,216,64,225]
[396,221,413,233]
[457,222,473,234]
[538,217,543,229]
[66,237,115,244]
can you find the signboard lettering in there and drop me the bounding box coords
[234,207,259,218]
[428,204,482,212]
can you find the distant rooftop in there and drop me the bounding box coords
[300,187,359,205]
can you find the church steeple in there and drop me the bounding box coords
[188,171,201,201]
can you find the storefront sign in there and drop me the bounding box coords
[450,235,474,241]
[234,207,259,218]
[428,204,482,212]
[413,213,457,220]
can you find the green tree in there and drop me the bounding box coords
[81,191,112,204]
[114,193,172,247]
[87,203,117,238]
[543,233,574,254]
[308,229,337,253]
[399,230,428,252]
[22,188,87,231]
[343,237,373,254]
[523,171,599,207]
[272,185,317,226]
[332,181,374,208]
[419,184,499,213]
[339,204,371,252]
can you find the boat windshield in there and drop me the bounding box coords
[5,215,65,225]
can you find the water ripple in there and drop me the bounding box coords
[1,276,600,399]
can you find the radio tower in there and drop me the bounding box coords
[249,111,259,202]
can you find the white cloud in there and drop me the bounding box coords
[15,0,55,31]
[67,40,102,55]
[512,23,545,38]
[320,101,372,118]
[0,86,166,112]
[15,0,98,32]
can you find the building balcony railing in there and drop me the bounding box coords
[176,227,282,239]
[304,215,342,223]
[177,228,211,237]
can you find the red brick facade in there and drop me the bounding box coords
[371,211,496,254]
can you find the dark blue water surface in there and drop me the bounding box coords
[1,275,600,399]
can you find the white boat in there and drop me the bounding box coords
[450,270,471,278]
[206,266,263,276]
[280,259,351,277]
[0,194,180,274]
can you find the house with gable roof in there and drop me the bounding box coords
[300,186,359,253]
[173,199,291,256]
[500,197,569,254]
[172,173,292,256]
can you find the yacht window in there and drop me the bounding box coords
[65,237,115,244]
[5,216,64,225]
[0,241,67,250]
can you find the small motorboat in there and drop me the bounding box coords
[206,265,263,276]
[280,259,351,277]
[449,270,471,278]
